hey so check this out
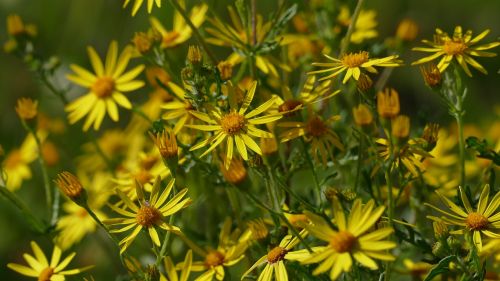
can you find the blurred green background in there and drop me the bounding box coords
[0,0,499,280]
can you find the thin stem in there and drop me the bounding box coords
[168,0,218,64]
[339,0,365,55]
[83,204,120,246]
[39,72,68,104]
[0,184,46,233]
[156,215,174,266]
[454,107,466,188]
[300,139,322,205]
[354,135,363,192]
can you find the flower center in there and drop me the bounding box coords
[205,250,225,267]
[342,51,369,68]
[38,267,54,281]
[221,112,246,135]
[267,246,288,264]
[330,231,357,253]
[443,40,467,55]
[163,31,180,46]
[306,117,328,137]
[278,99,303,114]
[465,212,489,230]
[4,150,22,169]
[92,77,115,98]
[136,204,162,227]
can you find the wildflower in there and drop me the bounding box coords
[376,138,427,176]
[132,32,153,54]
[356,73,373,92]
[66,41,145,131]
[337,6,378,44]
[105,177,191,254]
[260,136,279,156]
[247,219,269,240]
[420,63,442,88]
[353,104,373,126]
[6,14,37,37]
[377,88,400,119]
[41,141,60,167]
[160,250,192,281]
[7,241,92,280]
[303,198,395,280]
[279,115,344,166]
[482,239,500,263]
[161,81,197,134]
[396,19,419,41]
[242,230,309,281]
[123,0,161,16]
[54,171,87,206]
[190,218,251,281]
[217,61,233,80]
[220,157,247,185]
[187,45,203,64]
[309,51,402,84]
[149,129,178,169]
[425,184,500,251]
[15,98,38,120]
[150,1,208,49]
[188,81,281,168]
[433,221,449,240]
[422,123,440,150]
[77,129,128,173]
[402,259,432,278]
[392,115,410,139]
[412,26,500,76]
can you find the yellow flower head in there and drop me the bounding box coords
[123,0,161,16]
[15,97,38,120]
[66,41,145,131]
[425,184,500,251]
[7,241,92,280]
[353,104,373,126]
[160,250,193,281]
[392,115,410,139]
[377,88,400,119]
[337,6,378,44]
[309,51,402,84]
[104,177,191,254]
[6,14,37,37]
[54,171,86,205]
[303,198,395,280]
[412,26,500,76]
[396,19,419,41]
[188,81,281,169]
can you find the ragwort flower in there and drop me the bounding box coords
[66,41,145,131]
[123,0,161,17]
[412,26,500,76]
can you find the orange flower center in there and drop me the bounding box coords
[278,99,303,113]
[267,246,288,264]
[92,77,115,98]
[443,40,467,55]
[465,212,489,230]
[306,117,328,137]
[221,112,246,135]
[4,150,22,169]
[330,231,357,253]
[136,204,162,227]
[342,51,369,68]
[205,250,225,267]
[163,31,180,46]
[38,267,54,281]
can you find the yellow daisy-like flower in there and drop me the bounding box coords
[188,81,281,168]
[7,241,92,280]
[190,218,252,281]
[337,6,378,44]
[66,41,145,131]
[161,81,196,134]
[279,115,344,166]
[242,230,308,281]
[411,26,500,76]
[425,184,500,251]
[303,198,395,280]
[309,51,402,83]
[123,0,161,16]
[376,138,428,177]
[104,176,191,254]
[160,250,193,281]
[150,0,208,49]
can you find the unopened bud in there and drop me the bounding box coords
[54,171,87,206]
[356,73,373,92]
[217,61,233,80]
[392,115,410,139]
[133,32,152,54]
[353,104,373,126]
[420,64,442,89]
[15,98,38,121]
[377,88,400,119]
[396,18,419,41]
[422,123,439,151]
[432,241,447,258]
[187,45,202,65]
[149,129,178,173]
[221,158,247,185]
[433,221,449,240]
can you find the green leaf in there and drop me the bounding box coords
[423,255,457,281]
[466,136,500,166]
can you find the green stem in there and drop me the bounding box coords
[40,72,68,104]
[454,109,466,188]
[168,0,218,64]
[301,139,322,205]
[354,136,363,192]
[339,0,365,55]
[0,184,45,233]
[83,204,120,247]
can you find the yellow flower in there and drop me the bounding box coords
[279,115,344,166]
[66,41,145,131]
[160,250,193,281]
[7,241,92,280]
[104,177,191,254]
[482,239,500,264]
[15,97,38,120]
[376,138,427,176]
[161,81,196,134]
[2,132,44,191]
[77,129,128,173]
[309,51,402,84]
[392,115,410,139]
[412,26,500,76]
[6,14,37,37]
[188,81,281,168]
[396,19,419,41]
[242,230,309,281]
[303,198,395,280]
[337,6,378,44]
[123,0,161,16]
[353,104,373,126]
[402,259,432,278]
[377,88,400,119]
[150,1,208,49]
[190,218,251,281]
[425,184,500,251]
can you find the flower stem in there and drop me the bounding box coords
[454,102,466,188]
[300,139,322,205]
[340,0,365,55]
[0,184,46,233]
[168,0,218,64]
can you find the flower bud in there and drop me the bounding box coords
[392,115,410,139]
[149,130,178,174]
[187,45,202,65]
[356,73,373,92]
[41,141,60,167]
[132,32,152,54]
[54,171,87,206]
[422,123,439,151]
[433,221,449,240]
[420,64,442,89]
[353,104,373,126]
[446,236,461,252]
[377,88,400,119]
[15,98,38,121]
[217,61,233,81]
[432,241,447,258]
[221,158,247,185]
[260,137,278,156]
[396,18,419,41]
